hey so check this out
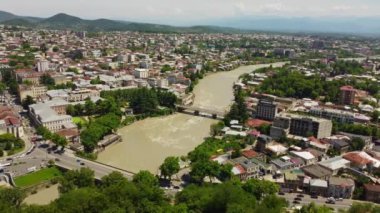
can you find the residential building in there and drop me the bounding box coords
[310,179,328,196]
[68,89,100,102]
[270,113,332,139]
[18,85,47,101]
[318,156,351,175]
[302,164,333,180]
[364,184,380,203]
[290,151,317,165]
[134,68,149,79]
[231,156,260,180]
[37,59,50,72]
[0,106,24,138]
[255,98,278,121]
[340,86,356,105]
[283,170,305,192]
[328,177,355,199]
[309,107,355,123]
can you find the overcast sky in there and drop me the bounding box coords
[2,0,379,25]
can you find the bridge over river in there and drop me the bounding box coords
[176,104,227,120]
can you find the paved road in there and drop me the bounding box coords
[278,192,352,210]
[48,150,135,180]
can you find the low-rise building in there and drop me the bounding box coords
[318,156,351,175]
[290,151,317,165]
[310,179,328,196]
[328,177,355,199]
[29,100,74,132]
[364,184,380,203]
[302,164,333,180]
[18,85,47,101]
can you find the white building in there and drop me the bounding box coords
[134,68,149,79]
[29,100,74,132]
[37,59,50,72]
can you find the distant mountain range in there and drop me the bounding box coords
[0,11,247,34]
[207,16,380,36]
[1,10,380,36]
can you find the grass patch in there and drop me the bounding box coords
[72,117,87,126]
[14,167,62,188]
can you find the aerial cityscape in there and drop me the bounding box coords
[0,0,380,212]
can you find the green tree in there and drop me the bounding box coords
[21,95,36,110]
[350,137,365,151]
[59,168,95,193]
[372,110,380,123]
[52,46,59,52]
[0,187,25,208]
[190,160,220,184]
[242,179,279,200]
[40,74,55,86]
[298,202,333,213]
[101,171,126,188]
[160,156,180,180]
[133,170,159,187]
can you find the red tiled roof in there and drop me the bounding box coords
[343,152,372,165]
[235,164,246,174]
[242,150,259,159]
[340,85,356,92]
[364,184,380,193]
[57,128,79,137]
[246,119,271,128]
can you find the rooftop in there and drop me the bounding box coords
[318,156,350,171]
[302,164,332,178]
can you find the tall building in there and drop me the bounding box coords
[37,59,50,72]
[256,98,278,121]
[340,86,356,105]
[270,113,332,139]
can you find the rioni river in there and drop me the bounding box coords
[97,62,286,173]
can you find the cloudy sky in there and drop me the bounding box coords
[2,0,379,25]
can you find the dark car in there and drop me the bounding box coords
[80,162,85,166]
[294,197,302,201]
[297,194,304,197]
[311,195,318,199]
[293,200,300,204]
[278,192,285,195]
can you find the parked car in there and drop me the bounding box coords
[294,197,302,201]
[297,194,304,198]
[278,192,285,195]
[293,200,300,204]
[311,195,318,199]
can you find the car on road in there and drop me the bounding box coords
[326,200,335,204]
[278,192,285,195]
[293,200,300,204]
[294,197,302,201]
[55,158,60,162]
[76,159,80,163]
[337,198,343,201]
[311,195,318,199]
[297,194,304,198]
[80,162,85,166]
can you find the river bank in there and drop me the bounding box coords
[97,62,287,173]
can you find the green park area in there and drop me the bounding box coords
[14,167,62,188]
[72,117,87,126]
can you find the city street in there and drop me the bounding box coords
[278,192,353,210]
